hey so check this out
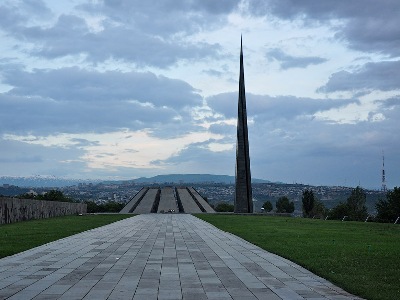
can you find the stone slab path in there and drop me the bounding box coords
[0,215,362,300]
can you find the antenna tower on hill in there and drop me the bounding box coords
[381,151,387,192]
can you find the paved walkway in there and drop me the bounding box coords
[0,215,361,300]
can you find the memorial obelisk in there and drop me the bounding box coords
[234,37,253,213]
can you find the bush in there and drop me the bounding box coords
[262,201,273,212]
[276,196,294,213]
[85,201,125,213]
[329,202,348,220]
[215,202,234,212]
[376,187,400,222]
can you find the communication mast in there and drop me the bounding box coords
[381,151,387,192]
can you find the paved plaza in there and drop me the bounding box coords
[0,214,362,300]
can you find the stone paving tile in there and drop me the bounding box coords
[0,214,364,300]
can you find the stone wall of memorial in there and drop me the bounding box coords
[0,198,87,225]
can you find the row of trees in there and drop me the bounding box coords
[214,197,296,213]
[262,196,295,213]
[328,187,368,221]
[17,190,75,203]
[17,190,124,213]
[301,187,400,223]
[259,186,399,223]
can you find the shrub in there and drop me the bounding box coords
[85,201,125,213]
[329,202,348,220]
[262,201,273,212]
[276,196,294,213]
[215,202,234,212]
[376,187,400,222]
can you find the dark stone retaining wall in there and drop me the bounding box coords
[0,198,87,225]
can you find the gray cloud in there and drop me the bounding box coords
[0,0,233,68]
[376,96,400,109]
[207,92,358,120]
[0,0,51,31]
[208,123,235,136]
[318,61,400,93]
[3,67,202,107]
[153,140,235,175]
[151,99,400,187]
[18,14,221,67]
[0,155,43,163]
[0,138,86,177]
[248,0,400,57]
[203,91,400,187]
[202,69,224,77]
[267,48,327,69]
[0,66,202,135]
[163,88,400,187]
[80,0,240,35]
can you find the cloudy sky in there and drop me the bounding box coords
[1,0,399,189]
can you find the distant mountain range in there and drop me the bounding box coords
[0,174,270,187]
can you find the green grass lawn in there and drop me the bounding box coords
[0,214,132,259]
[196,214,400,300]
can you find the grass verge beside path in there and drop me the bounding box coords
[196,214,400,300]
[0,214,132,259]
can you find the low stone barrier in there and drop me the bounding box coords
[0,197,87,225]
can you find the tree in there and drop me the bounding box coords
[36,190,74,202]
[310,199,327,219]
[215,202,234,212]
[17,193,36,199]
[276,196,294,213]
[329,202,348,220]
[376,187,400,222]
[262,201,273,212]
[102,201,125,212]
[329,186,368,221]
[18,190,74,203]
[302,189,315,217]
[85,201,98,213]
[346,186,368,221]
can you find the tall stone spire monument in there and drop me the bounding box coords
[234,37,253,213]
